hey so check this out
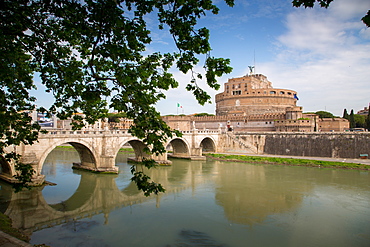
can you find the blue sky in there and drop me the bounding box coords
[154,0,370,116]
[33,0,370,117]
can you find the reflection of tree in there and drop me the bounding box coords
[215,165,313,226]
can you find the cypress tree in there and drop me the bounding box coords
[366,106,370,131]
[349,109,356,128]
[343,109,349,119]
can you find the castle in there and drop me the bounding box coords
[48,72,349,132]
[162,73,349,132]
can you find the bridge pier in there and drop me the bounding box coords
[72,155,119,173]
[168,147,206,161]
[0,160,46,186]
[128,152,172,165]
[151,152,172,165]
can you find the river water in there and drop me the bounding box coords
[0,148,369,247]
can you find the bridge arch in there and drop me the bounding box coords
[38,139,98,176]
[115,138,152,162]
[127,140,152,162]
[199,137,217,152]
[0,156,12,177]
[167,138,191,158]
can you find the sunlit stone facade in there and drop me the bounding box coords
[215,74,298,116]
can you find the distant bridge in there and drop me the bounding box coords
[1,129,222,184]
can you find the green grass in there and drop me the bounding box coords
[205,153,370,170]
[118,148,134,153]
[54,145,74,149]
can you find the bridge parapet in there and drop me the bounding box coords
[42,129,131,137]
[180,129,221,134]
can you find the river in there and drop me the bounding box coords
[0,148,369,247]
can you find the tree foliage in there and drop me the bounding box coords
[292,0,370,27]
[353,114,366,129]
[315,111,335,119]
[107,112,127,123]
[342,109,348,119]
[343,108,367,129]
[349,109,356,128]
[0,0,234,193]
[194,113,215,116]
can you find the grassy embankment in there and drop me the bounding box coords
[205,153,370,170]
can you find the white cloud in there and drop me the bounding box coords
[330,0,370,19]
[260,0,370,116]
[156,66,221,115]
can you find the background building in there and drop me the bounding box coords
[163,73,349,132]
[215,74,298,116]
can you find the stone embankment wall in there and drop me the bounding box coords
[223,132,370,159]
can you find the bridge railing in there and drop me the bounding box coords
[40,129,222,136]
[40,129,131,136]
[180,129,221,134]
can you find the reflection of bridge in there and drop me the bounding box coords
[2,129,221,184]
[1,160,208,236]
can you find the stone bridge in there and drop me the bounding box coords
[1,129,221,185]
[3,129,366,186]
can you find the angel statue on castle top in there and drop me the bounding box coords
[248,65,255,75]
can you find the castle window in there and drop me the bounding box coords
[233,90,241,95]
[232,85,235,89]
[270,91,276,94]
[280,91,285,94]
[287,92,292,95]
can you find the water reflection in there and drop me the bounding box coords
[0,149,368,247]
[214,163,310,225]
